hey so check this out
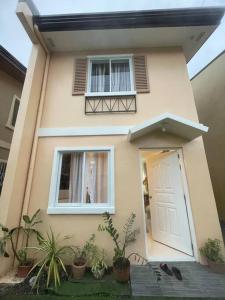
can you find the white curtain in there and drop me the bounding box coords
[111,61,131,92]
[84,152,108,203]
[69,152,83,203]
[91,63,108,92]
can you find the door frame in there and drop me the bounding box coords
[139,147,198,262]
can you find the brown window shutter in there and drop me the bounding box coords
[72,58,87,95]
[133,55,149,93]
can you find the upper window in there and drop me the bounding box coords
[48,147,115,214]
[6,95,20,130]
[87,56,134,95]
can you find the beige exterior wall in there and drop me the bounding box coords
[0,44,47,275]
[41,48,199,128]
[0,70,23,160]
[192,52,225,221]
[22,47,221,264]
[0,45,222,273]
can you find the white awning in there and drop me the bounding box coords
[128,113,208,142]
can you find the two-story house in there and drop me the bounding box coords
[0,45,26,195]
[0,0,224,274]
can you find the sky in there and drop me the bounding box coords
[0,0,225,78]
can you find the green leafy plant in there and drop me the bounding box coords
[98,212,140,261]
[30,229,74,290]
[73,234,96,266]
[0,209,42,266]
[200,238,224,263]
[91,249,108,279]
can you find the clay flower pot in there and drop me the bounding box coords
[113,257,130,283]
[17,264,33,278]
[207,259,225,274]
[72,259,87,280]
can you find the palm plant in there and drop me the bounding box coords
[30,229,74,290]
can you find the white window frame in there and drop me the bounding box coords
[6,95,20,130]
[48,146,115,214]
[0,159,7,195]
[86,54,136,97]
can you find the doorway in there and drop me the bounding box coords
[140,149,195,261]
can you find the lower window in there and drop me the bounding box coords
[48,147,115,214]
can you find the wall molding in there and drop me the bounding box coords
[0,139,10,150]
[38,126,131,137]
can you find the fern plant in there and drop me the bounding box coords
[200,238,224,262]
[98,212,140,261]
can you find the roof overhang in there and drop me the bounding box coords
[0,45,26,82]
[128,113,208,142]
[26,7,225,62]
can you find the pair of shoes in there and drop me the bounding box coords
[160,263,183,280]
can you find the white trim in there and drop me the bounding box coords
[48,146,115,215]
[138,151,149,261]
[0,140,10,150]
[128,112,208,141]
[38,126,131,137]
[85,91,136,97]
[139,148,197,262]
[5,95,20,131]
[87,54,134,59]
[177,149,199,262]
[87,55,135,94]
[38,113,208,140]
[47,206,115,215]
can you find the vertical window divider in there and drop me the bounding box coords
[109,58,112,92]
[81,152,86,205]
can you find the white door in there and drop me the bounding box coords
[149,151,193,256]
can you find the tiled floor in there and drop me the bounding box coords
[131,262,225,298]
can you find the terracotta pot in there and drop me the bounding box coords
[113,264,130,283]
[17,264,33,278]
[72,263,86,280]
[207,259,225,274]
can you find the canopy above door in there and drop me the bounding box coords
[128,112,208,142]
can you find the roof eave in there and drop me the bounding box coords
[33,7,225,32]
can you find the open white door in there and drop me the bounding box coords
[149,151,193,256]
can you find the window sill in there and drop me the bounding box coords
[5,124,14,131]
[47,206,115,215]
[85,91,136,97]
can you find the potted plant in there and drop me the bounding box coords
[30,229,74,290]
[72,234,96,280]
[91,249,108,280]
[0,209,42,278]
[99,212,145,283]
[200,238,225,273]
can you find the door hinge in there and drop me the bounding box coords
[177,153,180,159]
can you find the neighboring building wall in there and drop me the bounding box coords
[192,52,225,222]
[0,70,23,159]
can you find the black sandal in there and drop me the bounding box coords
[171,267,182,280]
[160,263,173,276]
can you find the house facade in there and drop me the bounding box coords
[192,51,225,234]
[0,46,26,195]
[0,1,224,274]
